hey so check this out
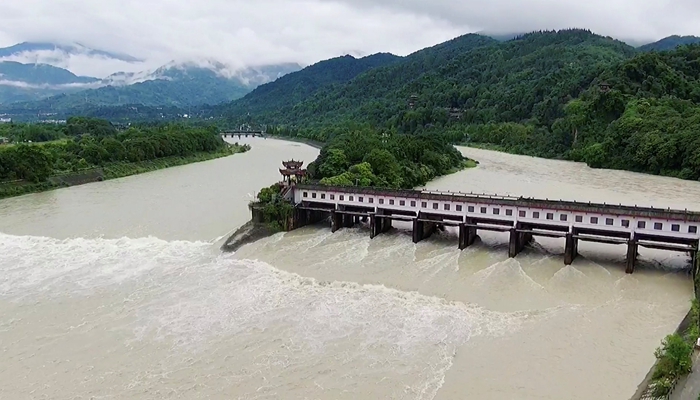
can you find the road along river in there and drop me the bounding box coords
[0,138,695,399]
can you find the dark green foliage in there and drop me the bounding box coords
[297,127,466,189]
[222,29,634,129]
[220,53,401,125]
[65,116,118,137]
[252,183,295,231]
[551,45,700,180]
[10,144,53,182]
[0,118,232,184]
[2,123,64,143]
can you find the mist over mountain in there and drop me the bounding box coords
[2,30,700,119]
[0,41,148,78]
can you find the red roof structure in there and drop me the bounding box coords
[280,160,307,184]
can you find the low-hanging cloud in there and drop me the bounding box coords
[1,0,699,78]
[0,79,102,90]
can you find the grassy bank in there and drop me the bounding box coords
[101,145,247,179]
[0,144,248,199]
[648,299,700,397]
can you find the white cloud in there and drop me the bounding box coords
[1,0,699,78]
[0,79,101,90]
[0,50,153,78]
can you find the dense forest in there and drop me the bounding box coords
[221,30,634,126]
[223,29,700,182]
[218,53,402,124]
[0,117,237,185]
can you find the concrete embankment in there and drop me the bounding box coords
[49,169,105,186]
[220,220,278,252]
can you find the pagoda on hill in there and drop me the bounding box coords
[279,159,307,185]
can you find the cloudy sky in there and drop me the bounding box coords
[1,0,700,77]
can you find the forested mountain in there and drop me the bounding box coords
[219,53,402,120]
[0,62,301,119]
[221,30,634,128]
[0,61,99,104]
[639,35,700,52]
[0,61,97,85]
[2,67,253,111]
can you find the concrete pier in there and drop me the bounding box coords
[508,224,533,258]
[412,217,437,244]
[626,238,638,274]
[342,214,354,228]
[331,211,342,233]
[370,214,392,239]
[458,220,478,250]
[564,232,578,265]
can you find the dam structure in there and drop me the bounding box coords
[270,182,700,275]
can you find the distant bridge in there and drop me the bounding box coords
[267,184,700,275]
[220,124,267,139]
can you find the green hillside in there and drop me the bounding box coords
[0,61,99,104]
[222,29,635,129]
[218,53,402,122]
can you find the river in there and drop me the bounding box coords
[0,138,695,399]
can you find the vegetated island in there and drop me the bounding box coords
[221,126,475,252]
[0,117,249,199]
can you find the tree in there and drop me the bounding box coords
[317,148,350,178]
[363,148,403,188]
[13,144,52,182]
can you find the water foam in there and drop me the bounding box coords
[0,232,547,399]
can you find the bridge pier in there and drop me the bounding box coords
[564,231,579,265]
[370,214,391,239]
[508,223,532,258]
[412,215,437,244]
[331,211,342,233]
[342,214,355,228]
[370,214,378,239]
[458,220,478,250]
[626,237,638,274]
[292,208,326,230]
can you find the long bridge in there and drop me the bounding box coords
[220,124,267,139]
[267,183,700,275]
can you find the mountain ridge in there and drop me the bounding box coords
[638,35,700,52]
[0,61,302,110]
[0,41,143,63]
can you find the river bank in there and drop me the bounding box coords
[0,144,249,200]
[266,135,323,149]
